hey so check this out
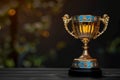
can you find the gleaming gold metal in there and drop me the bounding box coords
[62,14,109,68]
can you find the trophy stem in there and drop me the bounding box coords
[79,38,92,59]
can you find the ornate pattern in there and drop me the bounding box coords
[72,60,98,69]
[74,15,97,22]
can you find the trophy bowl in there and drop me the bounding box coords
[62,14,109,77]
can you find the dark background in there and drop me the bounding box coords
[0,0,120,68]
[45,0,120,68]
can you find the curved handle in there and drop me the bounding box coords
[62,14,78,39]
[94,14,110,39]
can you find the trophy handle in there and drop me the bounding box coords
[62,14,78,39]
[94,14,110,39]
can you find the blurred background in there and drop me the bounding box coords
[0,0,120,68]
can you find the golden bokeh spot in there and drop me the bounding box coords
[56,41,66,50]
[27,3,32,9]
[41,31,50,38]
[8,9,16,16]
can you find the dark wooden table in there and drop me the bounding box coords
[0,68,120,80]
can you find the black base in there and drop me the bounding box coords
[68,68,102,77]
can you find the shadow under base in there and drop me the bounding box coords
[68,68,102,77]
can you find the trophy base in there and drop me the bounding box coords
[68,68,102,77]
[68,58,102,77]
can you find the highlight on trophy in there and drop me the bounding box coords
[62,14,109,77]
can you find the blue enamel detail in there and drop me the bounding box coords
[78,61,85,68]
[77,61,93,68]
[86,61,93,68]
[75,15,95,22]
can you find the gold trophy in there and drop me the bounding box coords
[62,14,109,77]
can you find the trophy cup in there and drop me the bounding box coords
[62,14,109,77]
